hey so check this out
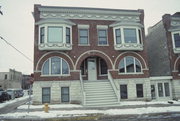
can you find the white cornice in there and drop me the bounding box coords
[38,6,141,21]
[109,21,143,28]
[35,18,76,25]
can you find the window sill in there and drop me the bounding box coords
[99,74,108,76]
[98,44,109,46]
[114,43,143,51]
[38,43,72,50]
[41,74,70,77]
[173,48,180,53]
[78,44,90,46]
[118,72,143,75]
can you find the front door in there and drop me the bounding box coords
[88,58,97,81]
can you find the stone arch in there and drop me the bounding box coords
[114,51,148,70]
[174,57,180,72]
[36,51,74,71]
[75,50,113,70]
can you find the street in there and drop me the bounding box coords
[1,112,180,121]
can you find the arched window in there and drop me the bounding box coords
[42,57,70,75]
[119,56,142,74]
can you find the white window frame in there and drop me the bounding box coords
[113,26,142,45]
[171,31,180,50]
[78,24,90,46]
[97,25,109,46]
[39,24,72,45]
[41,56,70,77]
[118,56,143,74]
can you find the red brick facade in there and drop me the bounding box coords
[33,5,149,82]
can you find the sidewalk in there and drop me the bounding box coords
[1,99,180,120]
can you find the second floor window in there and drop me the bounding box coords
[79,29,89,45]
[172,32,180,48]
[39,24,72,45]
[48,27,63,43]
[98,29,108,45]
[114,27,142,45]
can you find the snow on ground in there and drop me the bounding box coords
[1,106,180,119]
[17,100,180,110]
[0,96,29,109]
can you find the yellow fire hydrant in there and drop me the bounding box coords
[43,103,50,113]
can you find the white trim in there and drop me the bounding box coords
[78,28,90,46]
[41,56,70,76]
[114,51,148,70]
[77,24,89,29]
[118,56,143,74]
[97,25,108,29]
[75,50,113,70]
[173,56,180,71]
[150,76,173,80]
[110,22,144,28]
[97,29,108,46]
[35,51,75,71]
[171,31,180,53]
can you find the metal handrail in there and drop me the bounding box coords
[79,72,86,105]
[108,71,120,102]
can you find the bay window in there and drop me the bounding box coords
[113,27,143,51]
[38,24,72,50]
[172,31,180,53]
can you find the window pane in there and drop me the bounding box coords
[62,60,69,74]
[42,59,49,75]
[40,27,45,44]
[135,59,141,72]
[51,57,61,74]
[99,38,107,45]
[80,29,88,36]
[158,83,163,97]
[174,33,180,48]
[119,59,125,73]
[126,57,134,73]
[66,27,70,44]
[115,29,121,44]
[42,87,50,103]
[48,27,63,43]
[61,87,69,102]
[100,59,107,75]
[124,28,137,43]
[164,83,170,97]
[120,85,128,99]
[80,37,88,44]
[136,84,143,98]
[151,85,156,99]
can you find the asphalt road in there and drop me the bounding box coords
[0,97,29,114]
[1,112,180,121]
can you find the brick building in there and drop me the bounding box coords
[33,5,151,106]
[147,12,180,100]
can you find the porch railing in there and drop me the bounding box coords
[80,72,86,105]
[108,71,120,102]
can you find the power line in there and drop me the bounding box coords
[0,36,33,63]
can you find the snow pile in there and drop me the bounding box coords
[1,106,180,119]
[0,96,29,109]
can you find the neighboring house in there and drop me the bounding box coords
[33,5,151,106]
[0,69,22,90]
[21,74,34,90]
[147,12,180,100]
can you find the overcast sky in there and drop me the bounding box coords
[0,0,180,74]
